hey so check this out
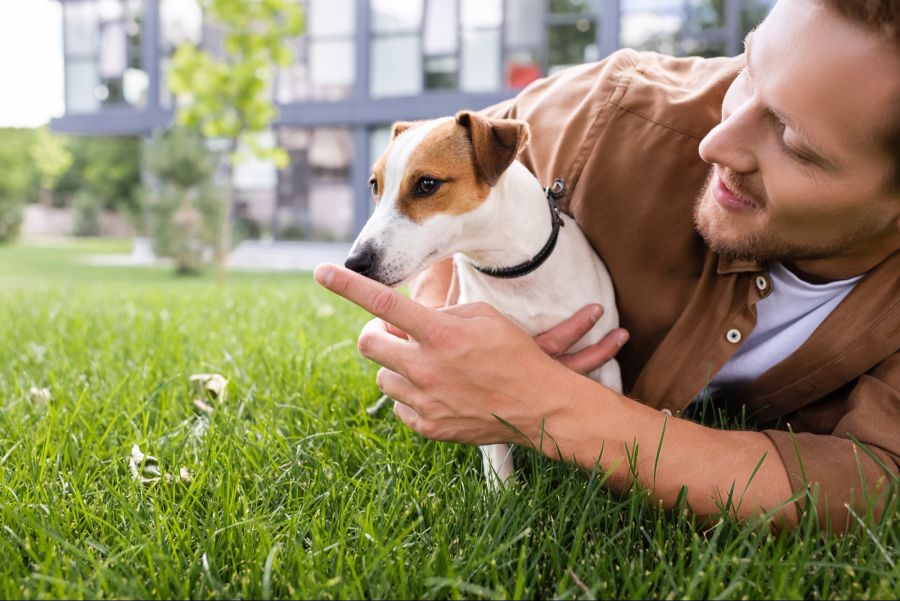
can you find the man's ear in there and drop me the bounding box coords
[455,111,531,186]
[391,121,416,139]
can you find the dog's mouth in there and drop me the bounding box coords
[353,250,441,289]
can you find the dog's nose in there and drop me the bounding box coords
[345,246,376,275]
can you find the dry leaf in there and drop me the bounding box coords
[128,444,161,485]
[28,387,51,405]
[193,398,214,414]
[128,444,193,486]
[190,373,228,400]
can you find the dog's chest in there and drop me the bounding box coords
[455,272,566,336]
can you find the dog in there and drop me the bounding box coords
[345,110,622,487]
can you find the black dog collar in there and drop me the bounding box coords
[471,178,566,279]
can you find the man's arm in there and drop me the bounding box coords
[315,264,799,527]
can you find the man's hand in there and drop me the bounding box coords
[533,304,629,375]
[314,263,623,446]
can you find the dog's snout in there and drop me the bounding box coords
[345,246,377,276]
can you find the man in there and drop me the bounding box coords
[315,0,899,532]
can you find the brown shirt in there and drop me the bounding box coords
[482,49,899,528]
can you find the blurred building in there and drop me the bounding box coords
[51,0,774,242]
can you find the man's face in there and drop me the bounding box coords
[694,0,900,265]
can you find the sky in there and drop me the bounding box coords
[0,0,65,128]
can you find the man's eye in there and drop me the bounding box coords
[369,177,378,196]
[414,177,441,197]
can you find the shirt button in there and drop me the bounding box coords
[755,275,769,292]
[726,328,742,344]
[660,408,672,416]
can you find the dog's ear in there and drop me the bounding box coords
[455,111,530,186]
[391,121,416,139]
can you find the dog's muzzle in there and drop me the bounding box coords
[344,243,379,278]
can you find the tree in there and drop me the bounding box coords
[0,128,39,242]
[167,0,304,283]
[145,126,220,274]
[29,128,73,205]
[55,136,143,215]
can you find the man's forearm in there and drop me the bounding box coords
[530,374,799,527]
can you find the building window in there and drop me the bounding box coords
[277,0,356,103]
[547,0,600,75]
[423,0,459,90]
[64,0,147,113]
[275,127,355,241]
[458,0,502,92]
[620,0,774,57]
[370,0,423,98]
[504,0,544,88]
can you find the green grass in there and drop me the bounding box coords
[0,240,896,599]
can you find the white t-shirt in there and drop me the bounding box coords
[705,261,863,395]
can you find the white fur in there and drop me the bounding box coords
[349,120,622,489]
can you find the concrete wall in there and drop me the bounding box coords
[20,205,135,239]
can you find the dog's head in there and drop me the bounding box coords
[345,111,530,287]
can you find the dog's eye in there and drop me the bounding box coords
[414,177,441,197]
[368,177,378,197]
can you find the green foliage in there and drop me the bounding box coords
[56,136,143,216]
[29,128,74,193]
[146,127,217,191]
[0,196,24,243]
[167,0,303,167]
[72,190,103,237]
[0,128,40,242]
[147,184,222,273]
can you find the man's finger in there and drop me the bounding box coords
[376,367,421,410]
[384,321,410,340]
[358,318,415,374]
[534,304,604,357]
[558,328,629,374]
[393,399,422,432]
[315,264,444,340]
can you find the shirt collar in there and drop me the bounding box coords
[716,253,764,275]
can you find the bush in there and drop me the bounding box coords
[145,127,222,274]
[72,191,102,237]
[147,184,222,274]
[0,195,23,243]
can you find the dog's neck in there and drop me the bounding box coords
[459,161,556,272]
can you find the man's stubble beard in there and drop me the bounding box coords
[692,168,878,264]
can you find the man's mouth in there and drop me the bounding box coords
[712,171,759,212]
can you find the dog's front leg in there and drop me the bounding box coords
[480,443,515,489]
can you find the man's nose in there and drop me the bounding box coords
[699,101,760,175]
[345,245,377,276]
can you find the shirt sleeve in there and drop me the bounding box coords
[763,352,900,532]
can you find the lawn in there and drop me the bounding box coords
[0,240,896,599]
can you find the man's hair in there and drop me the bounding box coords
[819,0,900,190]
[819,0,898,41]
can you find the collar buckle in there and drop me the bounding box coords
[470,177,566,279]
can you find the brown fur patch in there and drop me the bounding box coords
[395,120,491,223]
[456,111,530,186]
[370,120,429,205]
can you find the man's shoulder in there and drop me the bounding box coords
[490,50,744,189]
[496,49,744,135]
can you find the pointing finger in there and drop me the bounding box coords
[315,264,446,342]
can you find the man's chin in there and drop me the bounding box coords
[694,191,769,262]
